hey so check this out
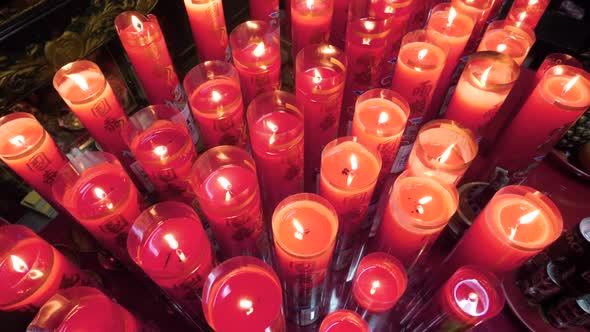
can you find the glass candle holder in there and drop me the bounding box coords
[403,266,504,332]
[230,20,281,106]
[127,201,215,319]
[192,145,267,260]
[296,43,347,192]
[506,0,550,30]
[374,171,459,269]
[52,151,142,263]
[320,137,381,271]
[290,0,334,60]
[184,61,247,149]
[124,105,198,203]
[477,20,535,65]
[319,309,369,332]
[27,287,142,332]
[379,0,416,81]
[202,256,285,331]
[444,51,520,135]
[249,0,280,25]
[443,185,563,275]
[450,0,493,54]
[407,119,478,185]
[535,53,582,84]
[0,225,92,312]
[247,91,304,218]
[182,0,230,61]
[0,112,68,205]
[272,193,338,326]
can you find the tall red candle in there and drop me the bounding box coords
[320,137,381,270]
[320,310,369,332]
[0,112,68,205]
[506,0,550,30]
[535,53,582,84]
[477,20,535,65]
[247,91,304,218]
[249,0,280,25]
[272,193,338,326]
[202,256,285,331]
[127,201,215,318]
[0,225,92,312]
[290,0,334,60]
[230,20,281,106]
[184,61,247,149]
[192,146,267,260]
[183,0,230,61]
[52,151,141,263]
[295,43,347,192]
[329,0,350,49]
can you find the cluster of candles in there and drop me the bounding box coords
[0,0,589,331]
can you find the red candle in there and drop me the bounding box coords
[247,91,304,218]
[0,225,92,311]
[374,171,458,268]
[329,0,350,49]
[444,51,520,136]
[296,44,347,192]
[28,287,142,332]
[249,0,280,25]
[127,201,215,318]
[319,137,381,270]
[451,0,493,54]
[272,193,338,326]
[230,20,281,106]
[378,0,416,84]
[407,120,478,185]
[193,146,267,260]
[53,61,131,167]
[535,53,582,84]
[183,0,230,61]
[491,66,590,178]
[319,310,369,332]
[202,256,285,331]
[506,0,550,30]
[124,105,197,203]
[291,0,334,59]
[444,185,563,274]
[352,89,409,196]
[52,151,141,263]
[184,61,247,149]
[0,112,68,205]
[403,266,504,332]
[477,20,535,65]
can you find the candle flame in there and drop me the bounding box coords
[211,90,222,103]
[10,255,28,273]
[163,234,186,262]
[384,5,394,14]
[217,176,233,202]
[239,299,254,316]
[528,0,538,5]
[347,154,358,186]
[362,37,371,45]
[437,143,456,163]
[469,292,478,301]
[293,218,305,240]
[370,280,380,295]
[518,11,527,22]
[131,15,143,32]
[246,21,259,29]
[363,21,376,32]
[93,187,113,210]
[153,145,168,160]
[562,75,580,96]
[67,74,89,92]
[480,66,493,86]
[378,112,389,125]
[418,196,433,205]
[306,0,314,10]
[497,43,507,53]
[417,49,429,61]
[320,45,336,55]
[9,135,26,147]
[509,209,541,241]
[253,42,265,57]
[266,120,279,145]
[447,7,457,28]
[313,68,323,85]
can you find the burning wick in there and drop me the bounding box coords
[497,44,507,53]
[9,255,44,279]
[416,196,433,215]
[436,144,456,163]
[562,75,580,96]
[153,145,168,161]
[293,218,307,240]
[253,42,265,58]
[417,49,429,61]
[306,0,314,10]
[508,209,541,241]
[67,74,90,92]
[266,120,279,145]
[343,154,359,186]
[363,21,376,32]
[93,187,114,210]
[211,90,222,103]
[370,280,380,295]
[217,176,233,202]
[131,15,143,32]
[163,234,187,267]
[447,7,457,29]
[313,68,323,85]
[479,66,493,87]
[9,135,27,147]
[239,299,254,316]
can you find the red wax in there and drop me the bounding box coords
[249,0,279,25]
[291,0,333,59]
[506,0,549,30]
[319,310,369,332]
[535,54,582,84]
[477,21,535,65]
[451,0,493,54]
[0,113,68,204]
[183,0,229,61]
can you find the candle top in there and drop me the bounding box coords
[53,62,107,104]
[199,164,258,208]
[452,0,492,13]
[319,310,369,332]
[300,66,345,94]
[415,122,477,171]
[538,69,590,109]
[116,12,161,47]
[427,6,475,39]
[250,110,303,152]
[293,0,332,15]
[464,52,520,92]
[479,24,534,63]
[0,115,45,158]
[321,139,381,191]
[399,41,446,72]
[130,119,193,165]
[354,97,408,138]
[189,79,243,116]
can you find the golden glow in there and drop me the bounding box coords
[518,11,527,22]
[529,0,538,5]
[377,112,389,125]
[447,7,457,28]
[9,135,26,147]
[217,176,233,202]
[93,187,113,210]
[253,42,266,57]
[211,90,222,103]
[239,299,254,316]
[562,75,580,96]
[509,210,541,241]
[417,196,433,215]
[417,49,429,61]
[131,15,143,32]
[10,255,28,273]
[306,0,314,10]
[480,66,493,86]
[164,234,186,262]
[363,21,376,32]
[437,143,456,163]
[320,45,337,55]
[293,218,305,240]
[469,292,478,300]
[153,145,168,160]
[67,74,89,92]
[313,68,323,85]
[497,44,507,53]
[347,154,358,186]
[266,120,279,145]
[362,38,371,46]
[246,21,259,29]
[370,280,380,295]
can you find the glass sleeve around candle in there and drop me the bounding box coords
[272,193,339,326]
[407,119,478,185]
[378,0,416,83]
[230,20,281,106]
[183,0,230,61]
[444,51,520,135]
[127,201,215,319]
[319,309,369,332]
[0,112,68,205]
[184,60,247,149]
[506,0,550,30]
[192,145,267,260]
[247,91,304,219]
[535,53,582,84]
[477,19,535,65]
[0,225,94,312]
[124,104,198,204]
[451,0,493,55]
[27,287,142,332]
[296,43,347,192]
[202,256,285,332]
[320,137,382,271]
[52,151,142,263]
[290,0,334,60]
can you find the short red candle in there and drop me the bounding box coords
[53,61,131,166]
[124,105,197,203]
[319,309,369,332]
[249,0,280,25]
[320,137,381,270]
[477,20,535,65]
[291,0,334,60]
[535,53,582,84]
[127,201,215,318]
[230,20,281,106]
[183,0,230,61]
[28,287,142,332]
[492,66,590,177]
[444,185,563,274]
[407,120,477,185]
[0,225,92,311]
[184,61,247,149]
[506,0,550,30]
[202,256,285,332]
[52,152,141,263]
[329,0,350,49]
[192,146,267,260]
[0,112,68,205]
[247,91,304,218]
[272,193,338,326]
[296,43,347,192]
[444,51,520,135]
[451,0,493,54]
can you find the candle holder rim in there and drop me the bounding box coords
[53,60,108,106]
[536,65,590,111]
[229,20,280,68]
[484,19,536,45]
[464,51,520,92]
[115,11,162,47]
[183,60,240,95]
[426,4,476,38]
[452,0,493,11]
[353,88,410,138]
[0,112,49,160]
[319,309,369,332]
[295,43,347,74]
[538,53,582,72]
[401,29,451,56]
